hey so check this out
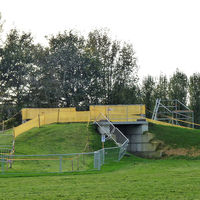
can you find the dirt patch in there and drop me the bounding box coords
[163,146,200,157]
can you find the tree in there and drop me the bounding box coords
[0,12,4,45]
[86,29,139,105]
[47,30,90,109]
[141,75,155,118]
[189,73,200,126]
[168,69,188,109]
[154,73,169,100]
[0,29,36,110]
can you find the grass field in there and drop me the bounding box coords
[1,122,200,199]
[1,156,200,199]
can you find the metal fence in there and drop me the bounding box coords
[95,113,129,146]
[94,113,129,164]
[0,145,126,175]
[0,132,14,156]
[0,112,129,175]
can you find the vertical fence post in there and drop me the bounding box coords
[126,105,128,121]
[98,151,101,170]
[38,114,40,127]
[1,156,4,175]
[83,153,85,164]
[59,155,62,173]
[87,128,90,152]
[71,158,73,171]
[57,109,60,123]
[77,156,79,170]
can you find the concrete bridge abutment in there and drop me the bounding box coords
[112,121,162,158]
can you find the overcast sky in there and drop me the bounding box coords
[1,0,200,81]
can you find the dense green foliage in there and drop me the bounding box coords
[0,27,139,124]
[1,12,200,127]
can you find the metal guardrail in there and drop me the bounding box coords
[94,113,129,165]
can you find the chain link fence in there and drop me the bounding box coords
[0,145,127,175]
[0,113,129,175]
[0,132,15,156]
[94,113,129,166]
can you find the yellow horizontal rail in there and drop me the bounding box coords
[14,105,146,138]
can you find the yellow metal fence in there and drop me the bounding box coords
[14,111,91,138]
[14,105,146,138]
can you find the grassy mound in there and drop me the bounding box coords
[149,123,200,157]
[14,122,115,155]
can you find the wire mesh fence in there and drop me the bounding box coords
[94,113,129,165]
[0,111,129,175]
[0,145,127,175]
[1,152,98,175]
[95,113,129,147]
[0,132,15,156]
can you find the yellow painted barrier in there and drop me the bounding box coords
[146,118,193,129]
[89,105,145,122]
[21,108,76,120]
[14,116,45,138]
[15,105,146,138]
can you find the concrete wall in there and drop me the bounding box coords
[115,121,162,158]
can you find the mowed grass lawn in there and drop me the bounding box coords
[1,156,200,199]
[1,123,200,199]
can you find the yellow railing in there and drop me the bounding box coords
[14,105,146,138]
[146,118,193,129]
[89,105,145,121]
[14,111,91,138]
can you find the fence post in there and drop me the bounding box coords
[83,153,85,164]
[57,109,60,123]
[38,114,40,127]
[103,148,105,165]
[71,158,73,171]
[1,156,4,175]
[126,106,128,121]
[59,155,62,173]
[77,156,79,170]
[98,151,101,170]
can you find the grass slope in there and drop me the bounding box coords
[14,122,115,155]
[2,123,200,198]
[149,123,200,149]
[14,123,89,155]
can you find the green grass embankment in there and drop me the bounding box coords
[2,123,118,174]
[14,122,115,155]
[2,123,200,199]
[149,122,200,158]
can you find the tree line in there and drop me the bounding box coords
[0,13,200,127]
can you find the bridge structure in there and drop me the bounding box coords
[20,104,161,158]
